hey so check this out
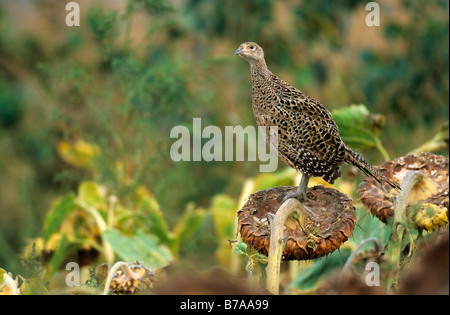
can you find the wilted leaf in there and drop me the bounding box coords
[94,264,110,286]
[102,229,172,269]
[20,276,48,295]
[0,269,20,295]
[249,253,268,265]
[246,253,268,275]
[139,190,172,246]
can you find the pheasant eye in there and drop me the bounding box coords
[250,45,255,50]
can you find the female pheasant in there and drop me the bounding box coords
[235,42,400,202]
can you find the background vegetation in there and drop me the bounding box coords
[0,0,448,294]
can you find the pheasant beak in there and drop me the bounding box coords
[234,47,243,56]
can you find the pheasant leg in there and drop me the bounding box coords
[283,174,310,202]
[283,174,318,221]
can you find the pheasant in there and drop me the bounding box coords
[235,42,400,203]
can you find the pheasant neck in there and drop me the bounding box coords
[250,59,271,79]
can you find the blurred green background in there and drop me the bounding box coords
[0,0,448,277]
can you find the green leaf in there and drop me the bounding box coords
[288,248,352,293]
[231,240,248,256]
[44,194,78,242]
[350,207,391,248]
[332,104,379,150]
[47,234,76,277]
[102,229,172,269]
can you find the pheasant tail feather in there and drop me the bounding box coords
[346,148,401,192]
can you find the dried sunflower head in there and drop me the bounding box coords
[237,185,356,260]
[109,261,156,295]
[358,152,449,225]
[414,203,449,233]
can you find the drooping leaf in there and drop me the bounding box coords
[138,187,172,246]
[332,104,381,150]
[44,194,78,242]
[102,229,172,269]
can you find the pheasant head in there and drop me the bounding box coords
[234,42,265,66]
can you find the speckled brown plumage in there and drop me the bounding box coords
[235,42,400,200]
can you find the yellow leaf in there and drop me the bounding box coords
[57,139,100,169]
[20,276,48,295]
[46,233,62,252]
[78,181,107,208]
[308,176,334,188]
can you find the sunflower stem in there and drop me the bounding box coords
[76,199,115,265]
[342,237,380,273]
[374,135,391,161]
[266,198,305,295]
[386,170,423,292]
